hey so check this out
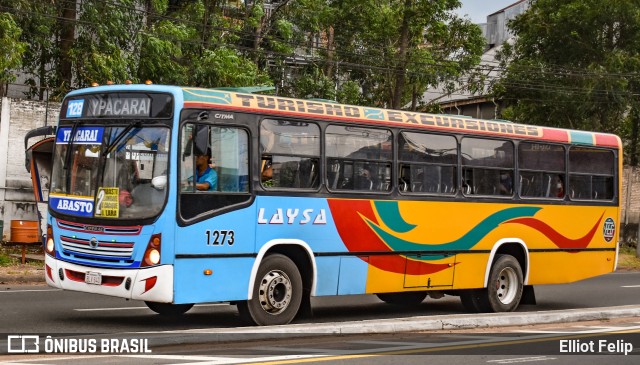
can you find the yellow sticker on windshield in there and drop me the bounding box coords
[95,187,119,218]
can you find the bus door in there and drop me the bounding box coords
[174,121,254,303]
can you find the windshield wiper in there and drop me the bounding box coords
[96,121,142,189]
[63,121,83,194]
[102,120,142,157]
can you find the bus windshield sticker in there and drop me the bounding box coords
[56,126,104,145]
[95,187,120,218]
[67,100,85,118]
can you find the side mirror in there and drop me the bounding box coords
[151,175,167,190]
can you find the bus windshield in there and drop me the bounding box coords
[49,124,170,220]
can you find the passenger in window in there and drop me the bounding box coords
[261,158,273,187]
[194,148,217,191]
[499,172,513,195]
[357,165,374,190]
[554,174,565,198]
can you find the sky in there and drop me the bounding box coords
[456,0,520,24]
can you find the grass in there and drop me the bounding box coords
[0,243,44,267]
[618,245,640,271]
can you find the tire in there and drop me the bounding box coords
[485,254,523,312]
[237,254,303,326]
[459,255,523,313]
[145,301,194,316]
[376,291,427,306]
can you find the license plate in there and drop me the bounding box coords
[85,271,102,285]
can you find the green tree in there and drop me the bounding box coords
[493,0,640,164]
[281,0,484,109]
[0,12,26,96]
[71,0,144,87]
[0,1,57,99]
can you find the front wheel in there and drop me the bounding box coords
[145,301,193,316]
[237,254,303,326]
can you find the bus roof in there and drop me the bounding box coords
[64,84,622,149]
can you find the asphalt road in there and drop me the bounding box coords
[0,271,638,334]
[2,316,640,364]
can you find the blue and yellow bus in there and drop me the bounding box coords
[43,84,621,325]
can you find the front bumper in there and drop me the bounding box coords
[45,255,173,303]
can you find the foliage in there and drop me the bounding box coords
[283,0,484,109]
[194,47,271,87]
[0,12,26,89]
[1,0,484,111]
[492,0,640,163]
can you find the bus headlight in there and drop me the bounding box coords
[45,224,55,256]
[145,248,160,266]
[141,233,161,267]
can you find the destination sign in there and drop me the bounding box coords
[63,93,174,119]
[56,126,104,144]
[87,96,151,117]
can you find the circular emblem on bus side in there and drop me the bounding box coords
[603,218,615,243]
[89,237,99,249]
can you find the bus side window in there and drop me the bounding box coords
[260,119,320,190]
[569,147,614,201]
[179,123,250,220]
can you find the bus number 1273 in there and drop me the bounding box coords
[205,230,235,246]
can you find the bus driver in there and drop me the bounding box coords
[194,148,217,191]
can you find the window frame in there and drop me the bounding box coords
[397,130,458,196]
[177,119,253,225]
[567,146,616,202]
[460,136,515,198]
[517,142,567,200]
[259,118,322,192]
[324,123,393,194]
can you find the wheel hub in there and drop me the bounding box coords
[495,267,518,304]
[258,270,292,314]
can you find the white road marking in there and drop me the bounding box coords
[74,303,227,312]
[621,285,640,288]
[516,324,640,334]
[74,306,149,312]
[487,356,556,364]
[0,289,61,293]
[122,353,322,365]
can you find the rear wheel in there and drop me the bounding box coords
[485,254,523,312]
[145,302,193,316]
[237,254,303,326]
[460,254,523,313]
[376,291,427,306]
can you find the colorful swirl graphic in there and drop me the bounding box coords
[327,199,605,274]
[506,213,604,250]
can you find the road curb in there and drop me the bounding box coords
[141,305,640,347]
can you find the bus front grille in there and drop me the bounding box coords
[59,236,134,260]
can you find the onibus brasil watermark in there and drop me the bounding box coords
[7,335,151,354]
